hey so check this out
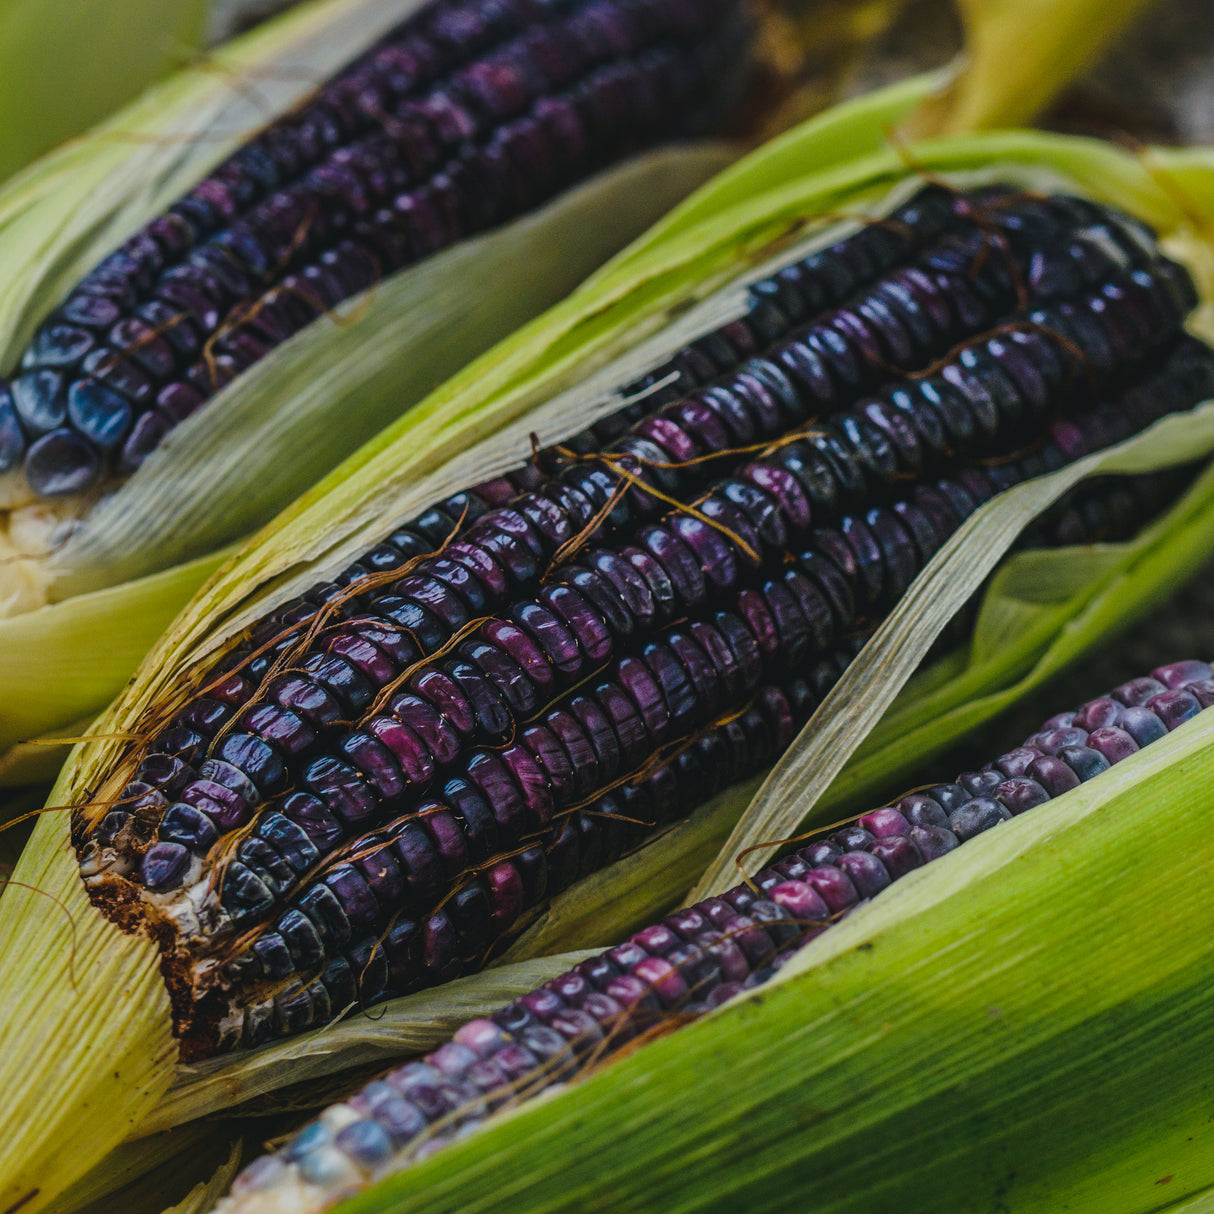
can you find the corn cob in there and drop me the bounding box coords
[0,0,750,503]
[213,654,1214,1214]
[69,183,1214,1060]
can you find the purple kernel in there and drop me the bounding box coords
[1118,704,1168,747]
[896,793,948,828]
[1026,755,1082,798]
[958,770,1003,798]
[1032,726,1090,755]
[335,1120,394,1167]
[632,956,689,1008]
[1085,726,1140,765]
[769,880,830,922]
[139,841,190,890]
[1152,660,1212,689]
[869,835,923,879]
[909,824,959,861]
[1146,689,1202,731]
[1057,744,1110,783]
[994,777,1051,815]
[947,797,1012,841]
[858,808,910,838]
[992,746,1045,779]
[802,865,857,912]
[1072,698,1121,732]
[1111,676,1166,706]
[836,851,891,899]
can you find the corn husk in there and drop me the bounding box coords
[908,0,1157,135]
[7,75,1214,1212]
[0,0,209,185]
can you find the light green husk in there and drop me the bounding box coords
[0,0,209,185]
[5,76,1214,1213]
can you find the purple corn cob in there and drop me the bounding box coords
[217,656,1214,1214]
[0,0,754,498]
[73,185,1214,1060]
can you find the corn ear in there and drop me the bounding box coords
[334,704,1214,1214]
[140,952,596,1139]
[8,79,1214,1210]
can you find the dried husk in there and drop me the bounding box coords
[6,80,1214,1212]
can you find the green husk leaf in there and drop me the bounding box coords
[910,0,1158,135]
[0,0,209,184]
[58,1123,221,1214]
[0,548,227,760]
[340,704,1214,1214]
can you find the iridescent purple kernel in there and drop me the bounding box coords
[897,794,948,828]
[909,824,959,861]
[991,746,1044,780]
[1147,689,1202,731]
[1111,676,1167,706]
[958,770,1003,798]
[858,807,910,838]
[1085,726,1139,765]
[1072,697,1121,732]
[768,880,830,922]
[836,851,891,899]
[947,797,1011,841]
[1032,726,1090,755]
[869,835,922,879]
[994,777,1050,816]
[1026,755,1082,798]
